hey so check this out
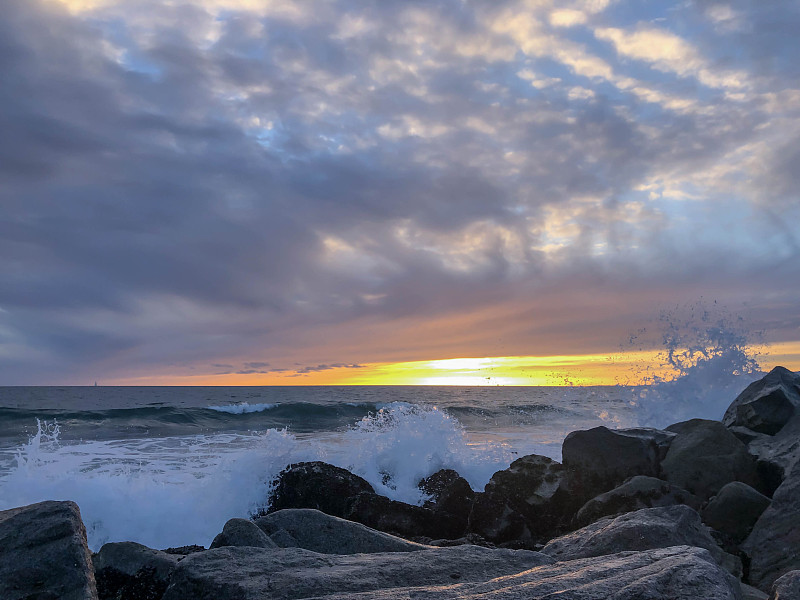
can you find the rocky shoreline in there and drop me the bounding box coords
[2,366,800,599]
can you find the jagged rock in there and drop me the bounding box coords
[662,419,759,499]
[161,545,205,555]
[561,426,676,503]
[93,541,178,600]
[302,547,743,600]
[268,461,374,517]
[542,504,741,576]
[723,367,800,435]
[0,500,97,600]
[743,458,800,591]
[160,544,553,600]
[769,570,800,599]
[418,469,474,527]
[209,518,277,549]
[702,482,770,545]
[574,475,700,527]
[254,508,426,554]
[345,491,463,540]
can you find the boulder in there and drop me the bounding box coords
[465,491,532,546]
[542,504,741,576]
[298,547,743,600]
[345,491,463,540]
[723,367,800,435]
[209,518,277,549]
[418,468,474,527]
[561,426,675,503]
[160,544,553,600]
[769,570,800,600]
[254,508,426,554]
[268,461,374,517]
[93,541,179,600]
[743,458,800,591]
[662,419,759,499]
[742,583,769,600]
[701,482,770,545]
[574,475,701,527]
[0,500,97,600]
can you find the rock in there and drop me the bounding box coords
[93,541,179,600]
[465,491,532,545]
[160,544,553,600]
[702,482,770,545]
[742,583,769,600]
[662,419,759,499]
[542,504,741,576]
[574,475,701,527]
[743,458,800,591]
[209,518,277,549]
[268,461,374,517]
[723,367,800,435]
[769,570,800,599]
[345,491,463,540]
[418,469,474,526]
[254,508,427,554]
[0,500,97,600]
[161,545,205,555]
[303,547,743,600]
[561,426,675,503]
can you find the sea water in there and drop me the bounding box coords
[0,370,759,552]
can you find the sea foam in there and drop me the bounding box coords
[207,402,278,414]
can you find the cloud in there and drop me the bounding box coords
[0,0,798,383]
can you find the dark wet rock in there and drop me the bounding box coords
[210,518,277,549]
[743,458,800,591]
[755,459,785,498]
[93,541,179,600]
[309,547,743,600]
[702,482,770,545]
[268,461,374,517]
[161,544,205,555]
[418,468,474,527]
[574,475,701,527]
[465,491,533,546]
[561,426,675,504]
[160,544,553,600]
[662,419,759,499]
[255,508,426,554]
[723,367,800,435]
[769,570,800,600]
[0,500,97,600]
[345,491,463,540]
[542,504,741,576]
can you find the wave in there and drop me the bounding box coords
[207,402,278,414]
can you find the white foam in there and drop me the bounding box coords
[0,404,518,551]
[206,402,277,414]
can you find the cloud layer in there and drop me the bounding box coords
[1,0,799,383]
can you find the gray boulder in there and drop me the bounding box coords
[662,419,759,499]
[769,570,800,600]
[574,475,700,527]
[93,541,179,600]
[561,426,675,503]
[542,504,741,576]
[268,461,374,517]
[723,367,800,435]
[160,544,553,600]
[344,491,462,540]
[742,583,769,600]
[702,482,770,545]
[743,458,800,591]
[302,547,743,600]
[0,500,97,600]
[210,518,277,549]
[254,508,426,554]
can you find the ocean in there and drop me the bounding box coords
[0,376,757,551]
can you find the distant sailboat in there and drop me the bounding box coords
[94,381,98,386]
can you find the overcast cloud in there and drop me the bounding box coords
[1,0,799,383]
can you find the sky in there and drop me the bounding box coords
[1,0,799,385]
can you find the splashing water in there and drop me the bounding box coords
[626,301,763,428]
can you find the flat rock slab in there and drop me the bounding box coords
[255,508,427,554]
[161,544,553,600]
[0,500,98,600]
[304,546,743,600]
[542,504,740,576]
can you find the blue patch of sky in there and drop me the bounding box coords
[89,16,164,79]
